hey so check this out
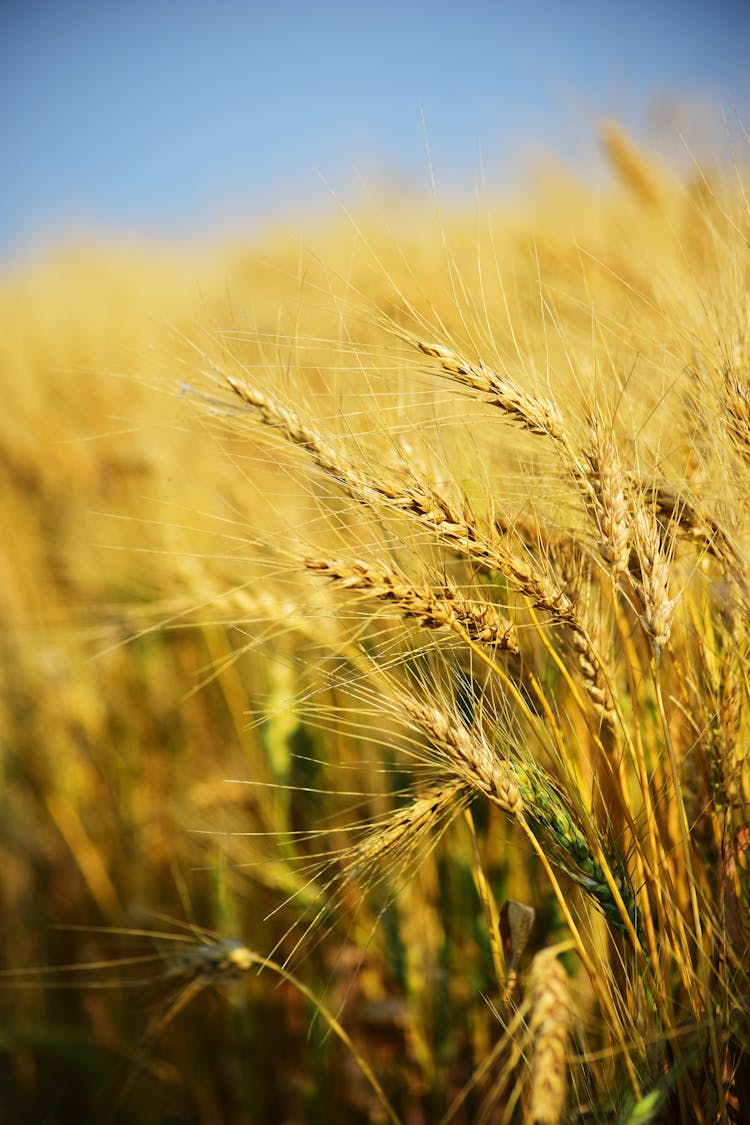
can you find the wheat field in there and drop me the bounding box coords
[1,126,748,1123]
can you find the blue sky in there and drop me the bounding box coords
[2,0,749,263]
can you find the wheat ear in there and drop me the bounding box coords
[400,698,523,814]
[409,342,619,726]
[526,948,571,1125]
[633,504,676,653]
[584,414,632,576]
[304,556,518,651]
[415,340,569,445]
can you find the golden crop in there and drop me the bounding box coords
[1,126,748,1123]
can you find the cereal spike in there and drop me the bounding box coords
[416,339,568,444]
[527,948,571,1125]
[305,556,519,651]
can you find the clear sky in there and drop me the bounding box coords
[2,0,749,263]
